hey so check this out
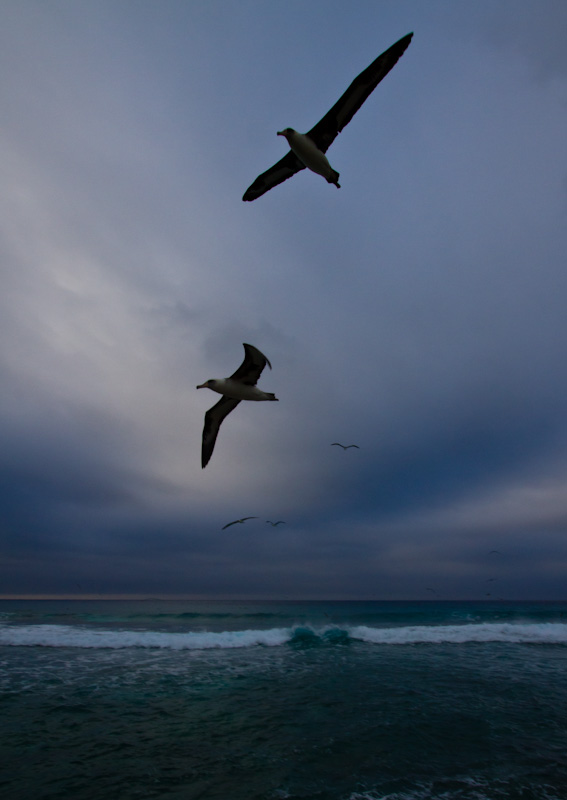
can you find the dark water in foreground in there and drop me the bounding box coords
[1,599,567,799]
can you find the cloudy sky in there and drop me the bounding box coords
[1,0,567,599]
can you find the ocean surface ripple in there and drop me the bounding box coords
[2,599,567,800]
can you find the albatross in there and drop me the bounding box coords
[197,343,278,468]
[222,517,258,530]
[242,32,413,201]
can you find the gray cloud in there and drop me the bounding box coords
[1,1,567,598]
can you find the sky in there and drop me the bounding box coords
[1,0,567,600]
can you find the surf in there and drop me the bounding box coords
[2,621,567,650]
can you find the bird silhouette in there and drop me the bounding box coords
[243,33,413,201]
[221,517,258,530]
[197,343,277,468]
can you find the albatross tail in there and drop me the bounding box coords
[327,169,340,188]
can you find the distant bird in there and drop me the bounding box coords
[266,520,285,527]
[242,32,413,201]
[331,443,360,450]
[197,343,278,468]
[488,550,502,555]
[222,517,258,530]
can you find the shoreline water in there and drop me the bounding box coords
[2,599,567,799]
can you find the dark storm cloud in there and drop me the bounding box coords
[1,1,567,598]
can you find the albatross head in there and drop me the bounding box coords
[277,128,296,141]
[196,379,217,390]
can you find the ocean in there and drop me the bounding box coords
[1,599,567,800]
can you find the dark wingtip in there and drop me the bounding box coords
[243,342,272,369]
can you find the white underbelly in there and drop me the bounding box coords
[290,134,333,178]
[216,380,267,401]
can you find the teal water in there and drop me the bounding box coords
[1,600,567,799]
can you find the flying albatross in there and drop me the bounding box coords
[222,517,258,530]
[242,32,413,201]
[331,443,360,450]
[197,343,278,468]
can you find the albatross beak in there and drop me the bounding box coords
[277,130,284,136]
[196,383,207,389]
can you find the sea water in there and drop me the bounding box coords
[1,599,567,799]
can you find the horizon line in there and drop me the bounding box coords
[0,594,562,603]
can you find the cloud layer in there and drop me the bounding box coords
[1,1,567,598]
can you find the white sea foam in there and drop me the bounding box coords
[349,622,567,645]
[0,624,292,649]
[349,774,565,800]
[1,621,567,649]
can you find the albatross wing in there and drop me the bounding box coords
[243,151,305,202]
[229,343,272,384]
[242,32,412,200]
[199,343,274,468]
[222,516,258,530]
[307,32,413,153]
[202,396,241,468]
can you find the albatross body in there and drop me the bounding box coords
[199,378,274,402]
[197,343,277,468]
[277,129,340,188]
[243,32,413,201]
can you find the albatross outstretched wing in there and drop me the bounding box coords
[222,516,258,530]
[202,396,241,468]
[242,32,412,201]
[307,32,413,153]
[229,343,272,385]
[243,151,305,202]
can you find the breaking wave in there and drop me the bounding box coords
[2,621,567,650]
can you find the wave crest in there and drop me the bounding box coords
[349,622,567,645]
[1,622,567,650]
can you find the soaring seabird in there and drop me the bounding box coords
[242,32,413,201]
[266,520,285,527]
[331,443,360,450]
[222,517,258,530]
[197,343,278,468]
